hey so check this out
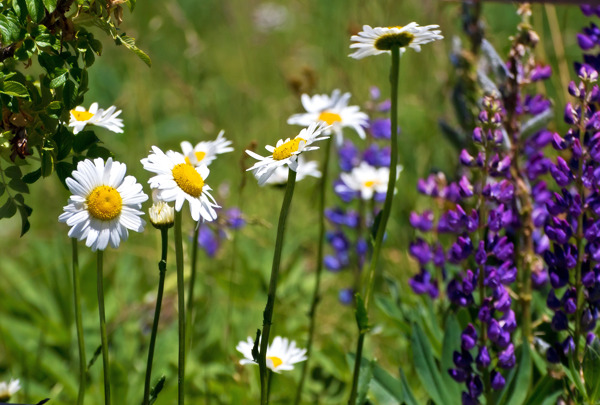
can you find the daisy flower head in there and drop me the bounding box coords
[335,161,403,200]
[180,130,234,167]
[288,89,369,145]
[262,155,321,186]
[0,378,20,401]
[349,23,443,59]
[236,336,307,373]
[69,102,124,134]
[58,158,148,252]
[141,146,220,222]
[246,122,330,186]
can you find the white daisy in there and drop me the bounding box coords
[58,158,147,251]
[349,23,443,59]
[262,156,321,186]
[180,130,234,167]
[288,89,368,145]
[69,102,124,134]
[246,122,329,186]
[335,161,403,200]
[236,336,307,373]
[0,378,20,401]
[141,146,220,222]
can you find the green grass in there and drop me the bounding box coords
[0,1,591,403]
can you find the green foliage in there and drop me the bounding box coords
[0,0,149,234]
[584,339,600,404]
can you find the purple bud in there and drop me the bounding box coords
[578,33,596,51]
[547,290,561,311]
[338,288,354,305]
[568,81,582,98]
[530,65,552,82]
[198,226,220,258]
[490,370,506,390]
[468,376,483,399]
[459,176,474,198]
[370,118,392,139]
[461,324,478,350]
[551,311,569,331]
[410,238,432,264]
[476,346,491,369]
[369,86,380,100]
[448,368,468,383]
[498,344,516,369]
[460,149,475,166]
[472,127,484,143]
[475,241,487,265]
[453,350,473,369]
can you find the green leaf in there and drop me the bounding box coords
[41,150,54,177]
[116,34,151,67]
[22,168,41,184]
[5,165,22,179]
[356,357,374,404]
[523,374,563,405]
[73,131,99,153]
[504,341,532,405]
[62,79,77,110]
[0,183,4,197]
[440,315,462,405]
[399,367,419,405]
[0,198,17,218]
[370,361,405,402]
[25,0,45,23]
[354,293,370,333]
[49,72,68,89]
[567,353,588,403]
[55,161,73,189]
[87,345,102,371]
[17,203,30,236]
[411,322,445,405]
[584,338,600,403]
[370,210,383,245]
[149,375,165,405]
[8,178,29,193]
[0,13,21,43]
[1,81,29,98]
[42,0,57,13]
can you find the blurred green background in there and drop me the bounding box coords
[0,0,591,403]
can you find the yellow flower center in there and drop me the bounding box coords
[87,186,123,221]
[172,163,204,197]
[71,110,95,121]
[364,180,376,188]
[272,137,306,161]
[318,111,342,125]
[268,356,283,369]
[185,151,207,165]
[374,26,415,50]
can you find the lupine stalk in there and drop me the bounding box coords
[259,169,298,405]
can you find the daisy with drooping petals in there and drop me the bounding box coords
[58,158,148,252]
[0,379,20,401]
[180,130,234,167]
[349,23,443,59]
[262,155,321,186]
[246,122,329,185]
[141,146,219,222]
[288,89,369,145]
[335,161,403,200]
[69,102,124,134]
[236,336,307,373]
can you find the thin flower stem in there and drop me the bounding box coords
[97,250,111,405]
[294,137,333,405]
[175,210,186,405]
[259,169,298,405]
[186,223,201,349]
[71,238,86,405]
[142,227,169,405]
[348,44,401,405]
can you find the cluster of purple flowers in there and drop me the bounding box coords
[196,207,245,257]
[325,87,392,304]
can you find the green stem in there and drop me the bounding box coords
[175,210,186,405]
[259,169,298,405]
[348,45,401,405]
[142,228,169,405]
[186,223,201,349]
[294,138,332,405]
[97,250,111,405]
[72,239,86,405]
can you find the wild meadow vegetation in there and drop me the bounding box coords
[1,0,599,404]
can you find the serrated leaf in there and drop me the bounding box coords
[0,198,17,218]
[22,168,41,184]
[117,34,151,67]
[25,0,45,23]
[8,178,29,193]
[354,293,370,333]
[584,338,600,403]
[411,322,445,405]
[49,72,67,89]
[42,0,56,12]
[0,13,20,43]
[1,81,29,98]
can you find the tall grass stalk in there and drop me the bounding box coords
[259,169,298,405]
[175,210,186,404]
[71,238,86,405]
[186,223,201,349]
[97,250,111,405]
[294,138,332,405]
[142,227,169,405]
[348,44,401,404]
